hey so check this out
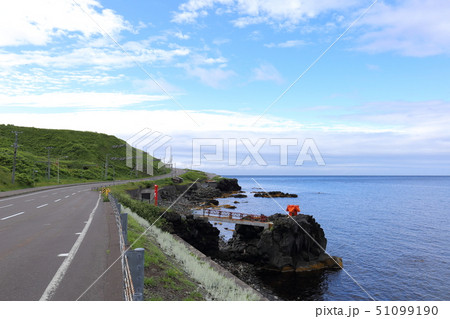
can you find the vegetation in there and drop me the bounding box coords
[124,207,261,301]
[107,163,260,300]
[180,170,208,182]
[108,169,208,229]
[126,213,204,301]
[0,124,170,191]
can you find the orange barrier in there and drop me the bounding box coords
[286,205,300,216]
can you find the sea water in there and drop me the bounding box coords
[214,176,450,301]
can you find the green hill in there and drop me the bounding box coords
[0,124,170,191]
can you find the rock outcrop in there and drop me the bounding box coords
[216,178,241,192]
[164,211,220,256]
[223,214,342,272]
[253,191,298,198]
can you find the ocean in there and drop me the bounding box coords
[214,175,450,301]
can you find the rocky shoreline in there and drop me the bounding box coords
[127,177,343,300]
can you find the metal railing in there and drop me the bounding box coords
[109,194,144,301]
[201,208,269,222]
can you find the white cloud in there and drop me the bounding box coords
[251,63,284,84]
[344,100,450,140]
[264,39,306,48]
[0,44,190,69]
[1,103,449,173]
[213,38,231,46]
[0,109,304,138]
[357,0,450,56]
[177,52,234,88]
[0,92,169,109]
[171,9,208,24]
[173,31,190,40]
[133,78,182,95]
[185,66,236,88]
[0,0,131,47]
[0,68,124,95]
[172,0,358,27]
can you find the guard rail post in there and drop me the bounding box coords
[120,213,128,246]
[126,248,145,301]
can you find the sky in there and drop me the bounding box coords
[0,0,449,175]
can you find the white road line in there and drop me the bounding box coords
[36,204,48,209]
[65,195,70,198]
[1,212,25,221]
[58,253,69,257]
[40,194,101,301]
[0,204,13,209]
[54,199,61,203]
[25,199,35,202]
[0,185,82,203]
[72,193,76,195]
[75,232,82,235]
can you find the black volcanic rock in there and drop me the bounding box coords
[253,191,297,198]
[216,178,241,192]
[257,214,326,271]
[222,214,339,272]
[164,212,220,256]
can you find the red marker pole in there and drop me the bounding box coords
[154,185,158,206]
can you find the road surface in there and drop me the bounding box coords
[0,169,187,300]
[0,184,123,300]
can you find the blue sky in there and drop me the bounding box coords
[1,0,449,175]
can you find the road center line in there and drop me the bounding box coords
[36,204,48,209]
[54,199,61,203]
[40,194,101,301]
[25,199,35,202]
[1,212,25,221]
[65,196,70,198]
[0,204,13,209]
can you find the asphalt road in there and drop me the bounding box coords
[0,184,123,300]
[0,170,188,300]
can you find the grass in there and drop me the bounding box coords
[0,124,170,192]
[180,170,208,182]
[126,214,204,301]
[108,168,261,300]
[124,207,261,301]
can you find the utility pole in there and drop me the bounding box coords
[45,147,53,180]
[56,156,68,184]
[32,169,38,187]
[11,131,22,184]
[104,154,109,180]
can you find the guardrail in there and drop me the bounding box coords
[109,194,144,301]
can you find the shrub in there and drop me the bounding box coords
[16,173,33,186]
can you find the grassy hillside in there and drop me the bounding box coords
[0,124,170,191]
